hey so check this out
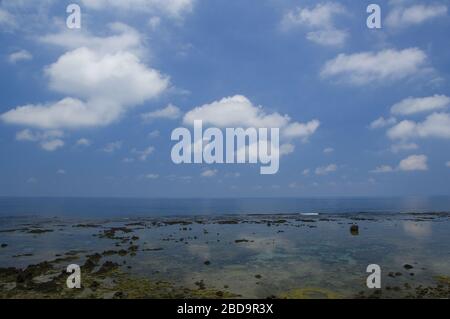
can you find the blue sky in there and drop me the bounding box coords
[1,0,450,198]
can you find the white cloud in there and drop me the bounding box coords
[183,95,320,143]
[370,165,395,174]
[390,95,450,115]
[16,129,38,142]
[282,2,346,29]
[387,112,450,140]
[123,158,135,163]
[148,130,160,138]
[76,138,91,147]
[8,50,32,63]
[321,48,429,85]
[16,129,65,151]
[390,142,418,153]
[282,2,348,46]
[283,120,320,142]
[280,143,295,156]
[201,169,218,178]
[0,8,16,28]
[40,23,143,56]
[46,47,169,108]
[132,146,155,161]
[57,169,66,175]
[371,155,428,173]
[16,129,63,141]
[80,0,195,19]
[1,24,169,130]
[289,182,300,189]
[103,141,122,153]
[145,174,159,179]
[446,161,450,168]
[398,154,428,171]
[2,98,111,129]
[148,16,161,29]
[386,4,447,28]
[323,147,334,154]
[40,139,64,152]
[141,104,181,121]
[306,29,348,47]
[370,117,397,129]
[315,164,337,175]
[302,169,310,176]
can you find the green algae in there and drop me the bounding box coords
[279,287,342,299]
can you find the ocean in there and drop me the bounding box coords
[1,196,450,218]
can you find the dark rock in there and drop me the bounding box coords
[27,229,53,234]
[350,224,359,236]
[204,260,211,266]
[1,243,7,248]
[404,264,414,270]
[95,261,119,274]
[235,239,253,243]
[73,224,100,228]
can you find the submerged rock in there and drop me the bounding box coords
[27,229,54,234]
[95,261,120,275]
[350,224,359,236]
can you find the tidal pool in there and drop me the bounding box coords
[0,213,449,299]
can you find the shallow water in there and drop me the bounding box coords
[1,213,449,298]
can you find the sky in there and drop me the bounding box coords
[0,0,450,198]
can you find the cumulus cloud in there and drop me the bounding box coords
[40,23,143,56]
[16,129,65,151]
[201,169,218,178]
[148,130,160,138]
[372,154,428,173]
[387,112,450,140]
[80,0,195,19]
[40,139,64,151]
[305,29,348,47]
[370,117,397,129]
[102,141,123,153]
[0,8,16,28]
[398,154,428,171]
[1,25,169,130]
[321,48,429,85]
[282,2,345,29]
[183,95,319,143]
[141,104,181,121]
[281,2,348,46]
[370,165,395,174]
[46,48,168,108]
[390,142,419,153]
[323,147,334,154]
[390,95,450,115]
[315,164,337,175]
[76,138,91,147]
[8,50,32,63]
[132,146,155,161]
[386,4,447,28]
